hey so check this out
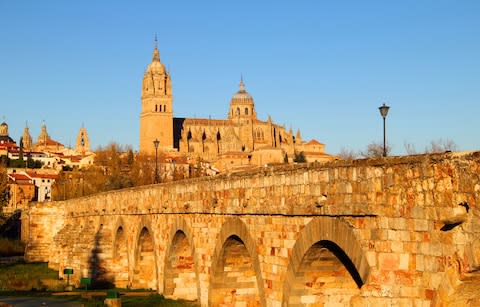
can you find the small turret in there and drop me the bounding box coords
[22,122,33,150]
[296,129,302,144]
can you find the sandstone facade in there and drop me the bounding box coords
[24,152,480,306]
[139,43,334,169]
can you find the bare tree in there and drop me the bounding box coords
[404,141,417,155]
[360,141,392,158]
[425,139,458,153]
[0,165,8,211]
[337,147,357,160]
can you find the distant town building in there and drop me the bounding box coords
[0,122,17,153]
[22,123,33,151]
[33,122,65,152]
[76,126,90,154]
[6,172,35,213]
[139,42,334,171]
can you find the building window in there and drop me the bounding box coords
[155,105,158,112]
[164,105,167,112]
[255,128,264,141]
[245,108,249,115]
[236,107,240,116]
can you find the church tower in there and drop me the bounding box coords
[140,39,173,155]
[76,126,90,155]
[228,79,257,151]
[22,123,33,151]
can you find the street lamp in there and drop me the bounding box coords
[378,103,390,157]
[153,139,160,183]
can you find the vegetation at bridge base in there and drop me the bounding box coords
[0,261,61,291]
[120,294,197,307]
[0,260,197,306]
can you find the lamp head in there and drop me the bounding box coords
[379,103,390,118]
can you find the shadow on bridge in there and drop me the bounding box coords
[88,225,115,289]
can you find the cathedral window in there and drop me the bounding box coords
[245,108,249,115]
[236,107,240,116]
[255,128,264,141]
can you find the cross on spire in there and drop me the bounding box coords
[239,75,245,92]
[152,34,160,62]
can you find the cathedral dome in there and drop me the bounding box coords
[0,122,8,136]
[0,122,15,144]
[228,79,256,121]
[231,79,253,102]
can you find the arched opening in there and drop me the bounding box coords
[287,240,362,305]
[187,130,192,152]
[236,107,240,116]
[164,105,167,112]
[216,131,221,153]
[245,107,249,115]
[202,131,207,153]
[209,235,261,306]
[132,227,157,290]
[164,231,198,301]
[273,128,277,147]
[112,226,129,288]
[155,105,158,112]
[282,217,370,306]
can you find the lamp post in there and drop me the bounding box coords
[153,139,160,183]
[378,103,390,157]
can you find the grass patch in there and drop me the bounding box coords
[121,294,196,307]
[67,293,196,307]
[0,237,25,256]
[0,261,61,291]
[0,262,197,306]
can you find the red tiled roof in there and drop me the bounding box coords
[8,173,31,181]
[37,138,64,147]
[306,139,324,145]
[26,171,58,180]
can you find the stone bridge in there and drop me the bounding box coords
[23,152,480,306]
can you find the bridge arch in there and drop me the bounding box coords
[111,218,129,288]
[209,217,266,307]
[132,220,158,290]
[282,217,370,306]
[163,217,200,302]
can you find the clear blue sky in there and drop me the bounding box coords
[1,1,479,155]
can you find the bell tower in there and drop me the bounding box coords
[140,38,173,155]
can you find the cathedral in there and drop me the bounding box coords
[139,43,334,171]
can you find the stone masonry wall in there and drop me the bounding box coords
[24,152,480,306]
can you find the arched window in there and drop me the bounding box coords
[245,108,249,115]
[164,105,167,112]
[155,105,158,112]
[236,107,240,116]
[255,128,264,141]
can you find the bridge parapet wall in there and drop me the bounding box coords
[63,152,479,221]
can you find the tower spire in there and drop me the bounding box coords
[239,75,245,92]
[152,35,160,62]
